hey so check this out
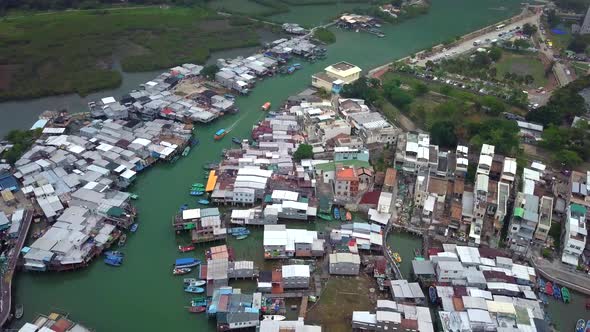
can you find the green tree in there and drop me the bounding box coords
[430,120,457,148]
[480,96,506,116]
[383,83,413,111]
[513,39,530,50]
[568,35,588,53]
[540,126,567,150]
[547,10,561,28]
[468,119,519,154]
[293,144,313,161]
[555,149,583,168]
[412,82,429,96]
[201,64,219,80]
[522,23,538,37]
[340,77,382,106]
[488,47,502,61]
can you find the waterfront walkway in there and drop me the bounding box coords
[531,255,590,296]
[0,209,33,327]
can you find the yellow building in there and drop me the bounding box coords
[312,61,362,93]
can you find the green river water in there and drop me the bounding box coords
[11,1,570,330]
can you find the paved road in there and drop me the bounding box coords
[531,255,590,295]
[0,209,33,328]
[416,13,541,66]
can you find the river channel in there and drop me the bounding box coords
[4,1,542,330]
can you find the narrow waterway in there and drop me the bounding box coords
[9,1,529,330]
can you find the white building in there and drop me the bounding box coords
[562,203,587,266]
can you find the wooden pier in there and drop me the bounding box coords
[298,296,308,319]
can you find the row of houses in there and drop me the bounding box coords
[411,244,547,331]
[18,118,191,271]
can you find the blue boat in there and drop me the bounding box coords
[229,227,248,235]
[539,293,548,305]
[553,283,561,300]
[576,319,585,332]
[130,223,138,233]
[428,286,437,304]
[175,258,201,268]
[333,208,340,220]
[198,199,209,205]
[287,66,296,74]
[104,256,123,267]
[104,251,124,258]
[292,63,302,69]
[585,320,590,332]
[184,285,205,294]
[180,204,189,212]
[190,191,204,196]
[538,277,545,290]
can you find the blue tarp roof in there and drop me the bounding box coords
[176,257,198,265]
[30,119,48,130]
[0,173,19,191]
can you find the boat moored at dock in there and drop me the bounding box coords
[261,102,271,111]
[562,286,570,303]
[214,129,228,140]
[130,223,138,233]
[175,258,201,268]
[173,267,192,275]
[577,319,586,332]
[184,285,205,294]
[178,245,195,253]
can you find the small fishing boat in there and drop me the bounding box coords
[190,190,204,196]
[214,129,227,140]
[130,193,139,200]
[553,283,561,300]
[178,245,195,253]
[15,304,23,320]
[188,280,207,287]
[182,146,190,157]
[261,102,271,111]
[104,256,123,267]
[173,267,192,275]
[235,234,248,240]
[184,278,197,285]
[340,209,346,221]
[345,211,352,221]
[539,293,548,305]
[393,252,402,263]
[224,93,236,100]
[104,251,124,258]
[229,227,248,235]
[317,213,332,221]
[118,234,127,246]
[191,183,205,188]
[428,286,437,304]
[188,306,206,313]
[333,207,340,220]
[179,204,189,212]
[292,63,302,69]
[130,223,138,233]
[263,315,286,321]
[576,319,585,332]
[562,286,570,303]
[198,199,210,205]
[191,298,207,307]
[231,137,241,145]
[538,277,546,291]
[184,285,205,294]
[175,258,201,268]
[585,320,590,332]
[545,281,554,296]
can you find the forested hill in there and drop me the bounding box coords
[0,0,210,12]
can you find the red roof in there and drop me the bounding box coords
[50,319,72,332]
[401,319,418,329]
[427,248,443,258]
[478,247,509,259]
[162,108,173,115]
[359,191,380,204]
[336,167,358,181]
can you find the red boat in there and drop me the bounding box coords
[545,281,554,296]
[188,306,206,313]
[178,245,195,253]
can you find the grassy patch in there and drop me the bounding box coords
[307,276,377,332]
[495,51,547,86]
[0,6,261,101]
[207,0,276,15]
[572,61,590,77]
[313,27,336,44]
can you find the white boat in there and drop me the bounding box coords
[263,315,286,321]
[189,280,207,287]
